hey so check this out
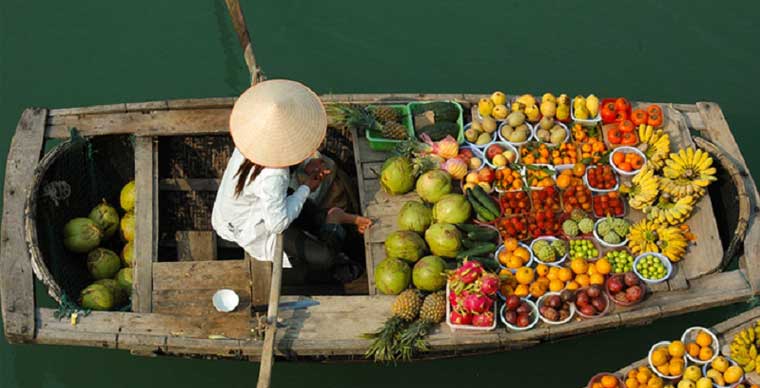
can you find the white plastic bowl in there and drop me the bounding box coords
[532,121,569,146]
[571,97,602,126]
[530,236,568,266]
[633,253,673,285]
[459,144,487,171]
[212,289,240,313]
[536,292,576,325]
[682,326,720,365]
[701,358,742,387]
[483,141,520,168]
[648,341,686,380]
[500,298,540,331]
[609,146,647,177]
[463,123,496,149]
[497,120,534,147]
[593,218,629,249]
[496,242,534,272]
[583,165,619,193]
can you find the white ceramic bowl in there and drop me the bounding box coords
[609,146,647,177]
[500,298,540,331]
[497,120,534,147]
[463,123,496,149]
[532,121,569,146]
[648,341,686,380]
[536,292,576,325]
[530,236,568,266]
[633,252,673,285]
[496,242,534,271]
[701,358,742,387]
[682,326,720,365]
[483,141,520,168]
[212,289,240,313]
[593,218,629,249]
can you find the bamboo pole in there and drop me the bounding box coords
[256,234,284,388]
[224,0,262,85]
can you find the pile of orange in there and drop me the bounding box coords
[650,341,686,378]
[624,366,664,388]
[551,143,578,165]
[612,151,644,172]
[497,238,532,269]
[590,374,622,388]
[494,167,524,191]
[500,258,612,298]
[685,329,715,361]
[520,143,551,165]
[580,138,607,163]
[556,168,583,190]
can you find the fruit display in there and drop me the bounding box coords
[730,321,760,373]
[630,105,664,128]
[659,148,717,200]
[634,253,670,282]
[601,97,632,124]
[478,91,509,120]
[610,147,646,174]
[465,186,500,223]
[588,373,624,388]
[463,166,495,193]
[606,272,645,306]
[494,166,525,192]
[605,250,635,273]
[531,237,567,264]
[533,93,571,122]
[501,295,538,330]
[537,291,574,324]
[649,341,687,379]
[448,261,499,328]
[594,217,630,246]
[573,285,609,318]
[637,124,671,170]
[499,190,530,215]
[530,186,561,213]
[465,117,497,146]
[484,142,519,168]
[622,366,664,388]
[628,220,688,262]
[586,164,618,191]
[520,142,553,165]
[560,209,595,236]
[572,94,600,122]
[525,165,556,188]
[593,191,625,217]
[534,118,568,146]
[328,104,411,141]
[528,210,561,238]
[569,238,600,260]
[498,111,532,144]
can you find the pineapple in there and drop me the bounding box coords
[391,289,422,321]
[419,291,446,323]
[371,106,399,124]
[363,289,422,362]
[381,121,409,140]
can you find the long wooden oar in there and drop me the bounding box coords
[256,234,284,388]
[224,0,263,85]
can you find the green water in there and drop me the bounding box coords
[1,0,759,386]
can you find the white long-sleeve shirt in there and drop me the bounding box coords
[211,149,310,267]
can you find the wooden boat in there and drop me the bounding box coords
[586,306,760,387]
[1,1,759,362]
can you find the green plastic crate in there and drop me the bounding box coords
[364,104,414,152]
[406,101,465,144]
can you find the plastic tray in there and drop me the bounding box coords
[571,96,602,127]
[609,146,647,177]
[365,104,414,151]
[500,298,540,331]
[682,326,720,365]
[633,252,672,285]
[648,341,686,380]
[445,283,498,332]
[408,101,465,144]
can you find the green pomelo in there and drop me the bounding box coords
[374,258,411,295]
[379,156,415,195]
[416,169,452,203]
[63,217,102,253]
[397,200,432,234]
[432,194,471,224]
[412,256,447,292]
[424,223,462,258]
[384,230,427,263]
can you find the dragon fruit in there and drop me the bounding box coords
[478,273,500,296]
[421,134,459,160]
[449,311,472,325]
[462,293,490,314]
[442,158,467,180]
[483,296,494,312]
[471,311,495,327]
[448,290,459,309]
[457,260,483,284]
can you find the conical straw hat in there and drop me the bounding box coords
[229,79,327,167]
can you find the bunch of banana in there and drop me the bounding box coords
[625,165,660,210]
[660,147,717,199]
[644,194,696,225]
[637,124,671,171]
[628,220,689,262]
[730,321,760,373]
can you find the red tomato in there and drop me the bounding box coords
[615,98,631,113]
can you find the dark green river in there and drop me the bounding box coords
[1,1,759,386]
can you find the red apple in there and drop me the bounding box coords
[478,167,495,183]
[486,145,505,160]
[624,272,639,287]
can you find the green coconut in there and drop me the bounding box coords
[424,223,462,258]
[397,200,432,234]
[116,268,133,295]
[121,241,134,267]
[416,169,452,203]
[432,194,471,224]
[120,211,135,242]
[79,283,114,311]
[384,230,427,263]
[379,156,415,195]
[94,278,127,306]
[87,248,122,279]
[88,200,120,239]
[63,218,102,253]
[412,256,447,292]
[120,180,135,212]
[374,258,412,295]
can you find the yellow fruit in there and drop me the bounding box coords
[505,254,523,269]
[590,273,605,285]
[558,267,573,282]
[492,104,508,120]
[491,91,507,106]
[637,371,650,384]
[549,279,564,292]
[711,356,729,373]
[586,94,600,117]
[576,274,591,287]
[695,332,712,347]
[656,364,670,376]
[478,98,494,117]
[482,116,497,132]
[465,172,479,184]
[595,258,612,275]
[529,281,548,298]
[683,365,702,382]
[536,263,549,277]
[698,346,713,361]
[638,367,652,379]
[669,341,686,357]
[565,281,580,291]
[686,342,700,358]
[668,359,684,376]
[626,377,640,388]
[652,348,669,366]
[516,94,536,107]
[525,104,540,122]
[588,264,599,276]
[695,378,712,388]
[514,247,531,263]
[571,258,589,275]
[515,267,535,285]
[724,365,744,384]
[647,376,664,388]
[547,266,560,281]
[514,284,529,297]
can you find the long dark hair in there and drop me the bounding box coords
[234,159,264,197]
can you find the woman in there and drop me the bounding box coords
[211,79,370,283]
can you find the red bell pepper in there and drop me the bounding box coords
[631,109,648,126]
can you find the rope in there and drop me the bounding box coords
[53,293,91,321]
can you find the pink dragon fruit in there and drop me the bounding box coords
[471,311,495,327]
[462,293,490,314]
[449,311,472,325]
[483,296,494,312]
[448,290,459,309]
[479,273,500,296]
[456,260,483,284]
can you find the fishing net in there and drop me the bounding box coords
[29,131,133,308]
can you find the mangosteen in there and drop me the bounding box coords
[517,313,531,327]
[591,296,607,312]
[548,295,561,308]
[506,295,520,311]
[576,292,590,308]
[624,272,639,287]
[505,310,518,324]
[580,304,597,316]
[608,277,624,293]
[543,307,559,321]
[516,303,530,315]
[560,289,575,303]
[626,285,643,302]
[587,285,601,298]
[614,292,628,303]
[558,309,570,321]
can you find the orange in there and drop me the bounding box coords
[536,263,550,277]
[668,341,685,358]
[627,370,637,380]
[587,264,599,276]
[646,376,663,388]
[514,284,529,297]
[506,255,523,269]
[636,366,650,376]
[513,247,531,263]
[498,250,510,266]
[565,281,580,291]
[655,364,670,377]
[515,267,535,285]
[686,342,700,357]
[595,258,612,275]
[549,279,564,292]
[536,277,551,287]
[590,273,605,285]
[592,383,603,388]
[613,152,625,166]
[724,365,744,384]
[698,345,713,361]
[667,361,683,377]
[558,267,574,282]
[529,281,548,298]
[576,274,591,287]
[504,237,519,252]
[650,348,668,367]
[695,331,712,347]
[618,162,632,171]
[557,174,571,189]
[547,266,560,281]
[571,258,589,274]
[601,375,618,388]
[625,378,638,388]
[635,371,648,384]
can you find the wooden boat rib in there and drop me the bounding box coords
[588,307,760,387]
[0,95,759,361]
